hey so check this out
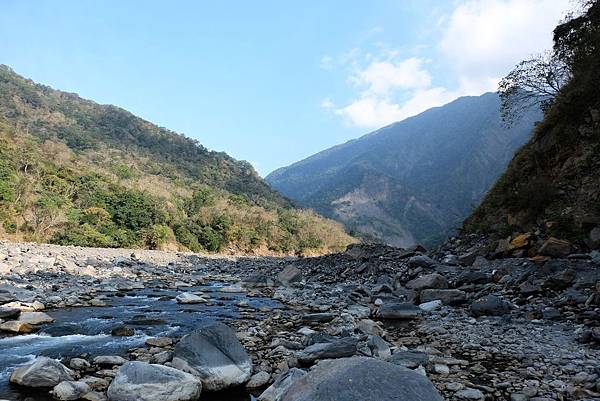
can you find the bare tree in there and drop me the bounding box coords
[499,51,571,126]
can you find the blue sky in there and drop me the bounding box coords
[1,0,569,175]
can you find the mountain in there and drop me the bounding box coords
[0,65,354,254]
[266,93,540,247]
[464,2,600,249]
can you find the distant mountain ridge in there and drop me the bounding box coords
[267,93,540,247]
[0,65,354,254]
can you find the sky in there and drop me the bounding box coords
[0,0,571,176]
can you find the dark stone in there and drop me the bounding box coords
[471,295,511,317]
[297,337,358,365]
[378,303,422,320]
[301,313,335,323]
[389,351,429,368]
[279,357,443,401]
[111,325,134,336]
[420,289,467,305]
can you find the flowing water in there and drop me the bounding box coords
[0,283,281,400]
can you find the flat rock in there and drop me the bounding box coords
[258,369,306,401]
[471,295,511,317]
[378,303,422,319]
[175,292,207,304]
[19,311,54,325]
[94,355,127,366]
[297,337,358,365]
[406,273,448,290]
[420,289,467,305]
[107,361,201,401]
[52,380,91,401]
[1,320,34,333]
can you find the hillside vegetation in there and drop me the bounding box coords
[464,1,600,249]
[0,66,354,254]
[267,93,539,247]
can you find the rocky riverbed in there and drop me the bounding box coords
[0,239,599,401]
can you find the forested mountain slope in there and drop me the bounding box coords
[0,66,354,254]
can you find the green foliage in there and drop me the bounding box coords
[0,65,355,254]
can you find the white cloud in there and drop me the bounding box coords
[440,0,570,94]
[353,58,431,95]
[319,55,334,71]
[326,0,571,129]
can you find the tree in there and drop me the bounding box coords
[499,52,571,126]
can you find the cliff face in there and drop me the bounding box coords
[464,2,600,250]
[267,93,539,247]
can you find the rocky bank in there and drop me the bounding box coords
[0,239,599,401]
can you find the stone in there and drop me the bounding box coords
[93,355,127,366]
[80,376,110,391]
[145,337,173,347]
[378,303,422,319]
[455,388,485,400]
[0,306,20,319]
[301,313,335,323]
[246,371,271,389]
[10,356,74,388]
[297,337,358,365]
[510,233,531,249]
[107,361,201,401]
[406,273,448,290]
[278,357,443,401]
[69,358,91,370]
[175,292,207,304]
[367,336,391,359]
[172,321,252,391]
[258,368,306,401]
[82,391,108,401]
[420,289,467,305]
[111,326,134,336]
[408,255,436,268]
[18,311,54,325]
[390,351,428,369]
[471,295,511,317]
[0,320,34,333]
[277,266,302,286]
[52,380,91,401]
[419,300,442,312]
[539,237,571,258]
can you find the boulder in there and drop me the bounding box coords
[420,289,467,305]
[471,295,511,317]
[245,371,271,389]
[258,369,306,401]
[19,311,54,325]
[297,337,358,365]
[589,227,600,249]
[277,266,302,286]
[175,292,207,304]
[406,273,448,290]
[278,357,443,401]
[378,303,422,319]
[10,356,74,388]
[0,306,20,319]
[145,337,173,347]
[539,237,571,258]
[69,358,91,370]
[171,321,252,391]
[107,361,201,401]
[52,380,91,401]
[1,320,34,333]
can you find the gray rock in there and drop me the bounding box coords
[406,273,448,290]
[107,361,201,401]
[172,321,252,391]
[378,303,422,319]
[420,289,467,305]
[0,307,20,319]
[408,255,436,268]
[246,371,271,389]
[471,295,511,317]
[18,311,54,325]
[175,292,206,304]
[455,388,485,400]
[277,266,302,286]
[69,358,91,370]
[52,380,91,401]
[258,368,306,401]
[539,237,571,258]
[94,355,127,366]
[10,356,74,388]
[279,357,443,401]
[297,337,358,365]
[389,351,428,369]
